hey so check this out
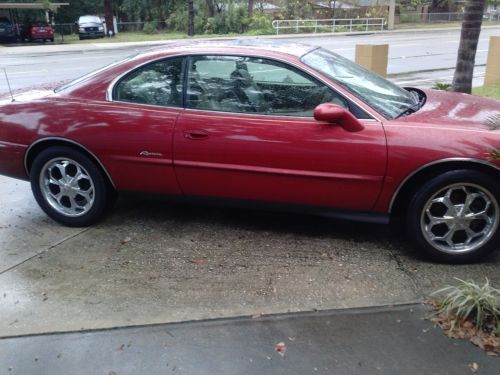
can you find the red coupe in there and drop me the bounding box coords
[1,40,500,263]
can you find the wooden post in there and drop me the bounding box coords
[355,44,389,77]
[484,36,500,86]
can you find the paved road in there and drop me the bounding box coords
[1,27,498,94]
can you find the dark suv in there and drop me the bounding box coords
[77,15,105,40]
[0,17,17,42]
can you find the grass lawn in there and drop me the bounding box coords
[58,32,188,44]
[472,84,500,100]
[395,20,500,30]
[56,29,272,44]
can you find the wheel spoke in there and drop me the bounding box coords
[39,157,96,218]
[420,183,499,254]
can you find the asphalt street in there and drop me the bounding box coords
[1,27,499,94]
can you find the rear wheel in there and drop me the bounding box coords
[406,170,500,263]
[30,146,113,227]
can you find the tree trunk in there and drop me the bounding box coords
[104,0,114,35]
[248,0,254,18]
[451,0,485,94]
[206,0,215,17]
[187,0,195,36]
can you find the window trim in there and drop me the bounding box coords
[107,52,378,121]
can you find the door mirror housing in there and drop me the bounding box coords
[314,103,365,132]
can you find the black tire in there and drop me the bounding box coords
[406,169,500,263]
[30,146,113,227]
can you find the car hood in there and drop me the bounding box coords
[402,89,500,130]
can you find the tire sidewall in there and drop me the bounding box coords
[406,170,500,263]
[30,146,109,227]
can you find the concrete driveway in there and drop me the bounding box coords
[1,175,499,338]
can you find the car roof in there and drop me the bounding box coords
[144,39,318,59]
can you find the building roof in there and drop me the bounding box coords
[0,2,69,10]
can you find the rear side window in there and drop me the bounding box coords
[113,57,184,107]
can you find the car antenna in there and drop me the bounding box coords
[2,68,15,102]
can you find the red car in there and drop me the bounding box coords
[1,41,500,263]
[23,21,54,42]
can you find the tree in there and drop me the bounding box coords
[248,0,254,18]
[104,0,115,34]
[206,0,216,17]
[451,0,486,94]
[187,0,194,35]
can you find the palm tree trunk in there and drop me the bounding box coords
[451,0,486,94]
[187,0,195,36]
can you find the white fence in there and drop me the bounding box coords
[272,18,386,35]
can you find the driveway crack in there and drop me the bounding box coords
[0,228,91,276]
[388,250,423,300]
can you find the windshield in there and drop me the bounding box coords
[79,16,101,24]
[301,48,417,119]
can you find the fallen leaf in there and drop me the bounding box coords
[468,362,479,373]
[275,341,287,356]
[121,237,131,245]
[190,258,207,265]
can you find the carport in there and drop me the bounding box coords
[0,2,68,39]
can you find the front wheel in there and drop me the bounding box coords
[406,170,500,263]
[30,146,113,227]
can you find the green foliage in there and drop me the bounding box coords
[249,12,274,34]
[472,84,500,100]
[142,20,158,34]
[432,278,500,329]
[432,82,451,90]
[166,7,187,32]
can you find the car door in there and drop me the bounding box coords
[173,55,387,211]
[98,56,185,194]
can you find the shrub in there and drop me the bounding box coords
[432,82,451,91]
[142,21,158,34]
[249,12,274,34]
[432,278,500,329]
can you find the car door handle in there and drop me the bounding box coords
[184,131,209,140]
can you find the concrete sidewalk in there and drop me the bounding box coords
[1,25,499,56]
[0,304,497,375]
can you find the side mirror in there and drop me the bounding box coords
[314,103,365,132]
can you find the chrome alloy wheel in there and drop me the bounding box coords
[420,183,499,254]
[39,158,95,217]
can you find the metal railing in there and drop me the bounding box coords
[398,11,500,24]
[272,18,386,35]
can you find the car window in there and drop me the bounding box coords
[79,16,101,24]
[186,55,354,117]
[114,57,184,107]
